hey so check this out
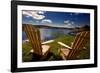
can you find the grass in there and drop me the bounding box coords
[46,35,74,56]
[22,35,90,62]
[22,42,33,62]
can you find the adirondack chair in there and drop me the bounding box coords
[22,24,50,60]
[57,31,90,60]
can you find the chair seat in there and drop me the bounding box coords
[60,48,70,59]
[30,45,50,56]
[42,45,50,55]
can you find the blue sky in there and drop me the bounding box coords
[22,10,90,28]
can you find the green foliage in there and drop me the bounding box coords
[77,41,90,59]
[22,42,33,62]
[46,35,74,56]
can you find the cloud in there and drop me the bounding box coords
[36,21,40,23]
[41,19,52,24]
[23,11,32,17]
[67,23,72,26]
[64,20,70,24]
[64,20,74,25]
[22,10,45,20]
[71,21,74,24]
[63,23,75,28]
[64,20,75,28]
[38,11,45,14]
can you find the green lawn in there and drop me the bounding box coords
[22,35,90,62]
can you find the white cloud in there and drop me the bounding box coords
[64,20,75,28]
[38,11,45,14]
[22,11,45,20]
[64,20,74,25]
[67,23,72,26]
[41,19,52,24]
[23,11,32,17]
[64,20,70,24]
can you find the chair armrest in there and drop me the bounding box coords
[41,40,54,45]
[57,42,72,49]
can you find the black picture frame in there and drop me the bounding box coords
[11,1,97,72]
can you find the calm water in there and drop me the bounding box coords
[39,28,72,41]
[22,28,74,41]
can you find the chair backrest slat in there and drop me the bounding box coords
[23,24,42,55]
[67,31,90,59]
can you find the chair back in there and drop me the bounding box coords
[67,31,90,59]
[23,24,42,55]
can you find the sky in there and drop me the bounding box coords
[22,10,90,28]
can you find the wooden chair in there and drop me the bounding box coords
[57,31,90,60]
[22,24,50,60]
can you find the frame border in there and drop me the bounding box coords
[11,1,97,72]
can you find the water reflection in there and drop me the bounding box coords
[39,28,72,42]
